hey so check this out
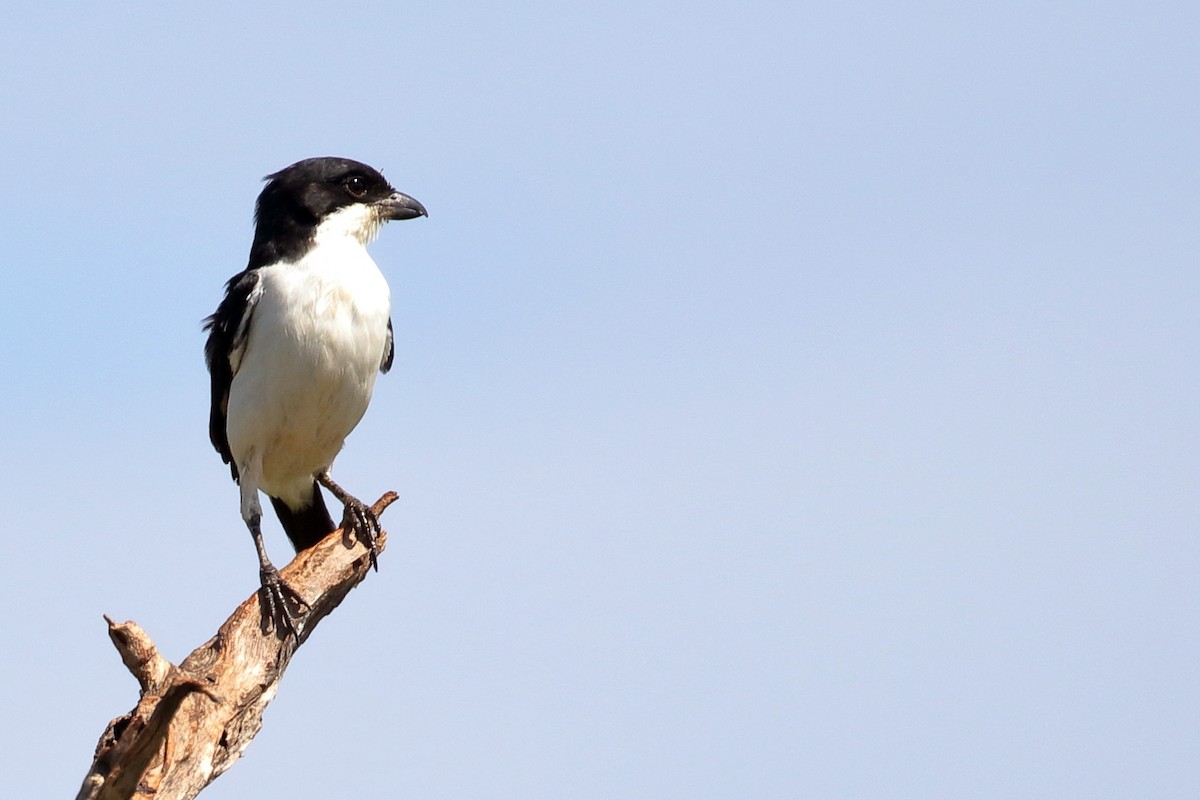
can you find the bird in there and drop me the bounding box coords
[204,156,426,634]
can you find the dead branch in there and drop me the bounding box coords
[76,492,398,800]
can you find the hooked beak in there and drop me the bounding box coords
[377,191,428,221]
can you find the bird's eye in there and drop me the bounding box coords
[344,175,368,199]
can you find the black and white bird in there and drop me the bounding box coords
[204,157,426,633]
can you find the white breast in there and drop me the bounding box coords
[225,231,391,507]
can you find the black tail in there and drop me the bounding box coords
[270,481,336,552]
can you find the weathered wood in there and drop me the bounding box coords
[77,492,398,800]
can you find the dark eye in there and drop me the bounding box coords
[344,175,368,199]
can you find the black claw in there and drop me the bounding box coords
[259,564,301,637]
[317,473,382,571]
[341,499,381,571]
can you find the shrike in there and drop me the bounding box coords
[204,156,426,633]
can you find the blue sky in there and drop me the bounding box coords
[1,2,1196,798]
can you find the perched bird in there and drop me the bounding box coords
[204,156,426,633]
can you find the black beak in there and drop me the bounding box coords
[377,191,428,221]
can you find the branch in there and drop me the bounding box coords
[76,492,398,800]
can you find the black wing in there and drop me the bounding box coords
[203,269,263,481]
[381,317,395,374]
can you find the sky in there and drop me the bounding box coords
[0,2,1197,798]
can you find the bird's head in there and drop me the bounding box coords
[250,156,426,264]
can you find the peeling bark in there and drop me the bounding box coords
[77,492,398,800]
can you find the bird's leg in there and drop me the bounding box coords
[239,458,301,634]
[247,511,301,637]
[318,471,380,571]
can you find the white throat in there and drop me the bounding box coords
[313,203,383,247]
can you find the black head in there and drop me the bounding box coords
[247,156,426,268]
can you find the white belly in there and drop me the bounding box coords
[225,242,390,506]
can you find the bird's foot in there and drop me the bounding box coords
[258,564,302,637]
[318,471,382,570]
[340,497,381,571]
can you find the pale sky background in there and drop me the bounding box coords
[1,3,1197,798]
